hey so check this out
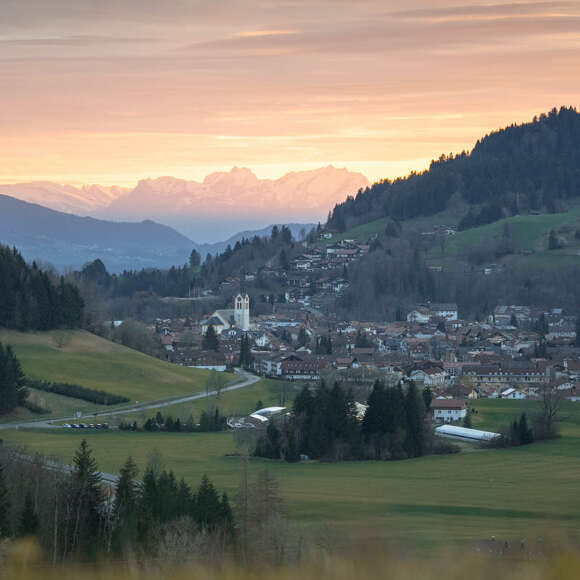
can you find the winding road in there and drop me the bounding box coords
[0,368,261,430]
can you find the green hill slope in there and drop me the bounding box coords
[445,206,580,256]
[0,329,213,404]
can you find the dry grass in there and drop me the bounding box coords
[3,539,580,580]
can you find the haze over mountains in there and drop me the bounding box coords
[0,195,197,273]
[0,166,369,242]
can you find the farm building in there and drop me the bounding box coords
[435,424,500,442]
[431,399,467,422]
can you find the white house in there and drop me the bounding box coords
[409,368,446,387]
[431,399,467,423]
[430,303,459,321]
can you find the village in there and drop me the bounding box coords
[154,287,580,422]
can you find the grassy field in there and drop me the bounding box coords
[106,378,298,426]
[437,205,580,259]
[3,398,580,548]
[0,329,221,406]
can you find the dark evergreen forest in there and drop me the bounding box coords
[253,380,445,462]
[76,225,297,299]
[327,107,580,232]
[0,245,84,330]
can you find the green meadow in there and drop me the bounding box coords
[0,329,222,412]
[435,204,580,260]
[3,399,580,548]
[111,377,298,426]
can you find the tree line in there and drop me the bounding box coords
[0,245,84,330]
[0,441,233,561]
[337,239,580,320]
[26,378,129,406]
[76,225,298,301]
[328,107,580,233]
[119,408,226,433]
[0,442,295,565]
[253,380,452,462]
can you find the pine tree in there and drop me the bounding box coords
[403,382,425,458]
[17,492,39,537]
[137,465,158,540]
[218,492,235,535]
[202,325,220,351]
[67,439,103,558]
[0,343,25,415]
[194,475,222,531]
[176,478,192,515]
[518,413,534,445]
[0,464,10,538]
[112,457,139,553]
[422,386,433,412]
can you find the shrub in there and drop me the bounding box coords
[26,379,129,405]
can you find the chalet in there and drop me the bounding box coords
[431,399,467,423]
[430,303,458,321]
[465,365,547,387]
[407,308,431,325]
[409,367,446,387]
[334,357,358,370]
[408,341,430,361]
[492,305,531,327]
[190,351,228,372]
[293,256,313,271]
[281,357,328,381]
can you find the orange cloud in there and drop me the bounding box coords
[0,0,578,189]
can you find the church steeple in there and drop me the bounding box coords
[234,293,250,331]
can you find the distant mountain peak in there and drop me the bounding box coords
[1,165,370,242]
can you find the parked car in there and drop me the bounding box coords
[63,423,72,428]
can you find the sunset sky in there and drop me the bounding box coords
[1,0,579,186]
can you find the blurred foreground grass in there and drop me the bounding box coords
[3,539,580,580]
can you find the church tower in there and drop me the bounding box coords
[234,293,250,331]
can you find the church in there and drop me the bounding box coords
[201,293,251,335]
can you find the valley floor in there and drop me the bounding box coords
[2,399,580,551]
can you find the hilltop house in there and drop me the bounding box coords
[409,367,446,387]
[431,399,467,423]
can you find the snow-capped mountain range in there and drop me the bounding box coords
[0,166,369,242]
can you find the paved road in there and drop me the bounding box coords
[0,368,261,430]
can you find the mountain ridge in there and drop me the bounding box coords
[0,165,369,242]
[0,194,194,273]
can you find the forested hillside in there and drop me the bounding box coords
[77,225,298,299]
[328,107,580,232]
[0,245,84,330]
